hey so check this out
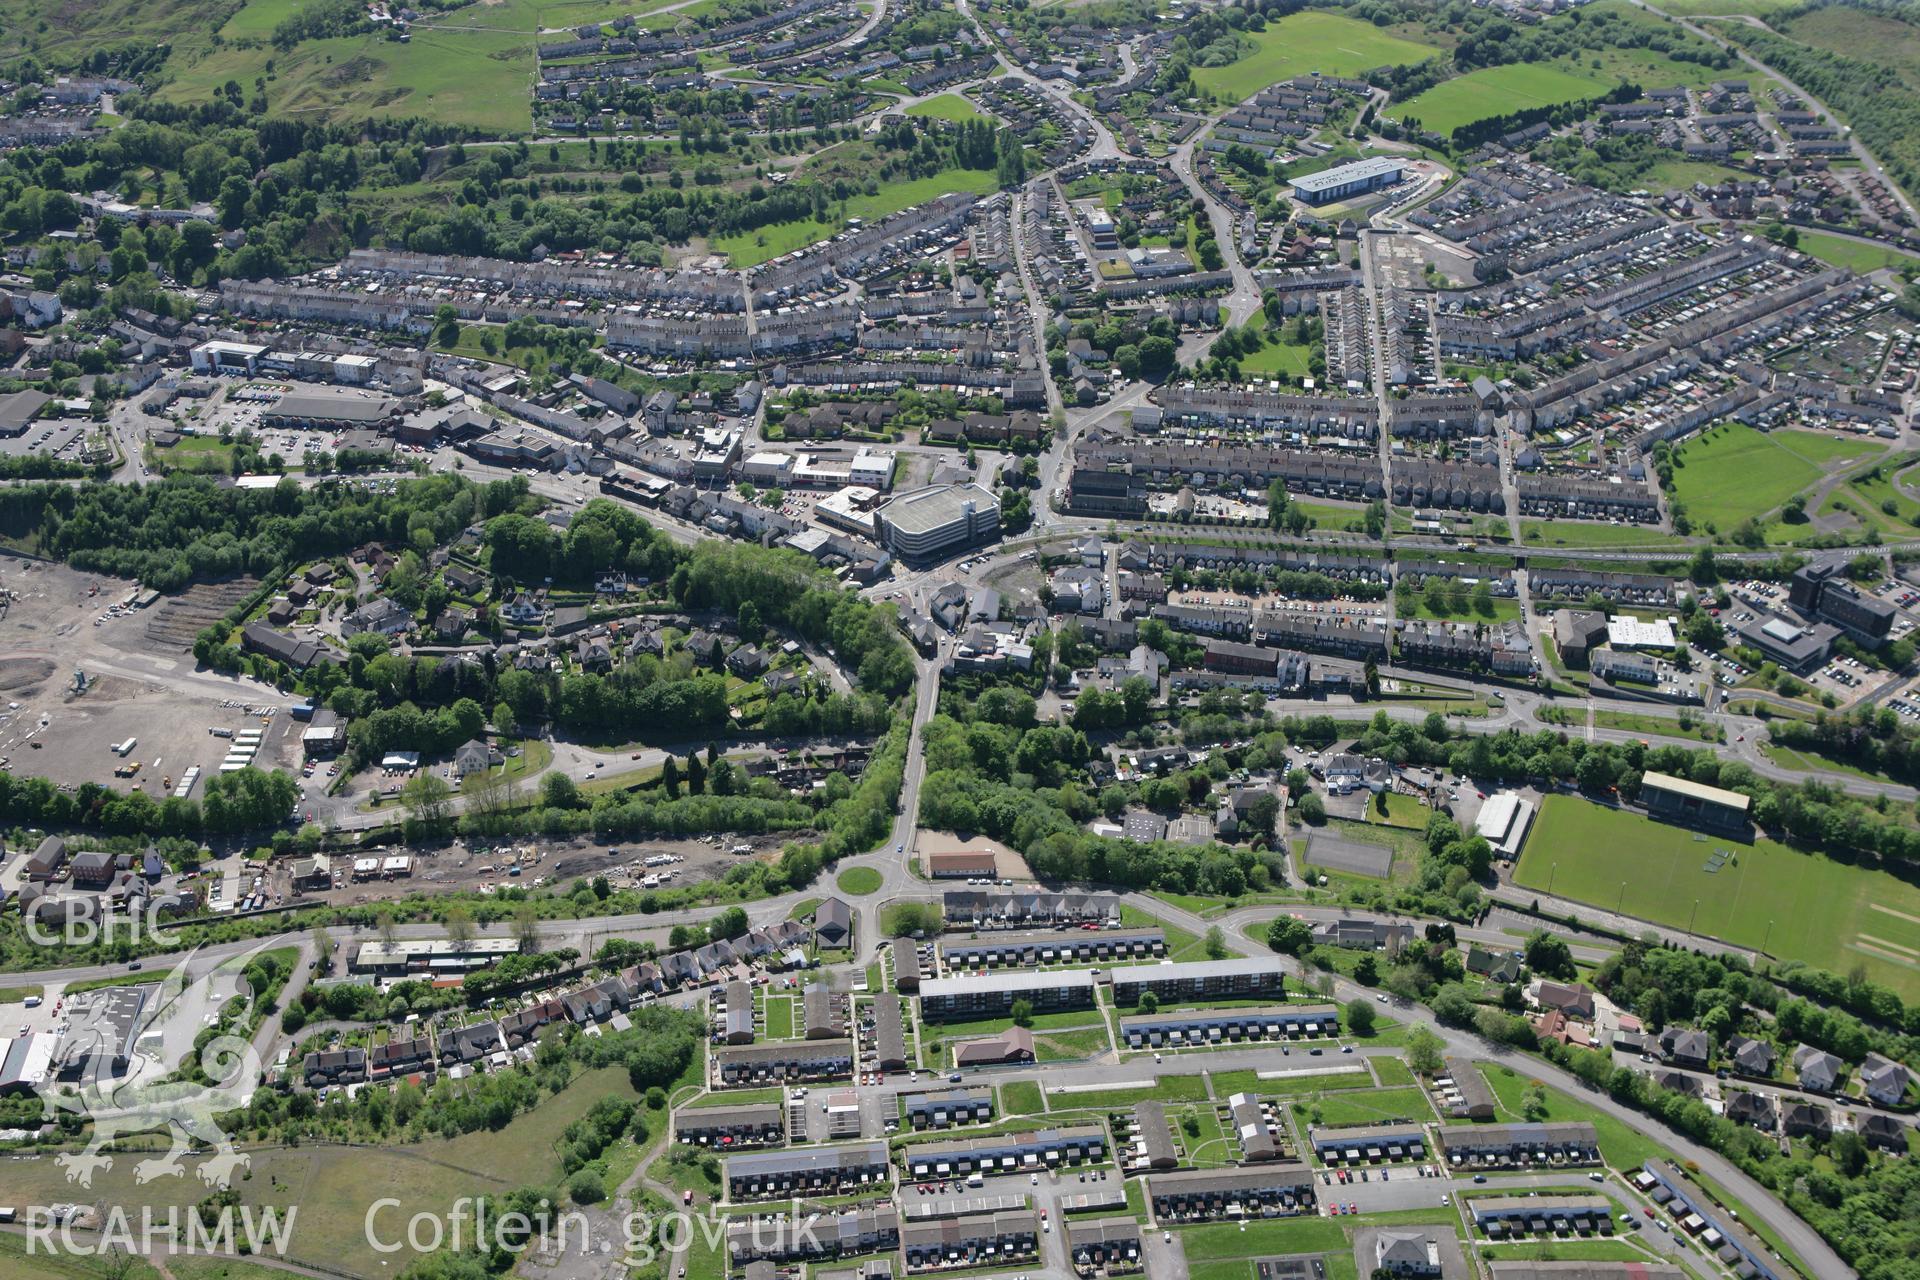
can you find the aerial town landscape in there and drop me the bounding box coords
[4,1,1920,1280]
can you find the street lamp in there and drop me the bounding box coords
[1688,898,1700,937]
[1548,861,1557,897]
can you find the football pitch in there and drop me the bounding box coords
[1514,795,1920,997]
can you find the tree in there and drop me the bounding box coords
[1520,1083,1549,1121]
[1524,930,1576,980]
[401,771,452,834]
[1353,954,1379,985]
[513,900,541,952]
[1137,990,1160,1014]
[661,756,680,799]
[444,903,474,944]
[542,772,581,810]
[686,752,706,796]
[1011,998,1034,1027]
[1204,926,1228,960]
[1407,1026,1444,1075]
[1345,998,1376,1035]
[1294,791,1326,825]
[1266,916,1312,955]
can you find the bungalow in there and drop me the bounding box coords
[1465,947,1522,984]
[1533,981,1597,1022]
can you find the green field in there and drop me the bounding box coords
[1515,794,1920,997]
[1239,333,1317,378]
[1670,422,1824,531]
[0,1067,636,1278]
[158,28,536,134]
[906,93,989,124]
[1789,229,1920,275]
[218,0,308,38]
[712,168,1002,266]
[1393,62,1611,136]
[1193,12,1437,101]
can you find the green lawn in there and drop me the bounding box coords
[1762,741,1899,785]
[1477,1241,1654,1263]
[1393,62,1612,136]
[1047,1075,1211,1108]
[1209,1069,1376,1096]
[711,168,1002,266]
[1789,229,1920,275]
[763,993,796,1040]
[1637,158,1758,191]
[1194,12,1437,101]
[1670,422,1823,530]
[999,1080,1045,1115]
[1519,521,1672,549]
[1180,1217,1349,1260]
[836,865,882,895]
[1514,794,1920,998]
[1396,594,1524,624]
[1239,333,1317,378]
[1295,1086,1434,1127]
[1589,709,1723,744]
[1372,1057,1415,1086]
[907,93,989,125]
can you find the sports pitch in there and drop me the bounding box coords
[1514,795,1920,997]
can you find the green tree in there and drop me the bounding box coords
[1407,1026,1444,1075]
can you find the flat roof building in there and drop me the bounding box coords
[1109,957,1285,1007]
[939,929,1164,969]
[1292,156,1404,205]
[875,484,1001,561]
[1474,792,1535,860]
[918,969,1098,1023]
[1118,1004,1339,1049]
[902,1125,1106,1177]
